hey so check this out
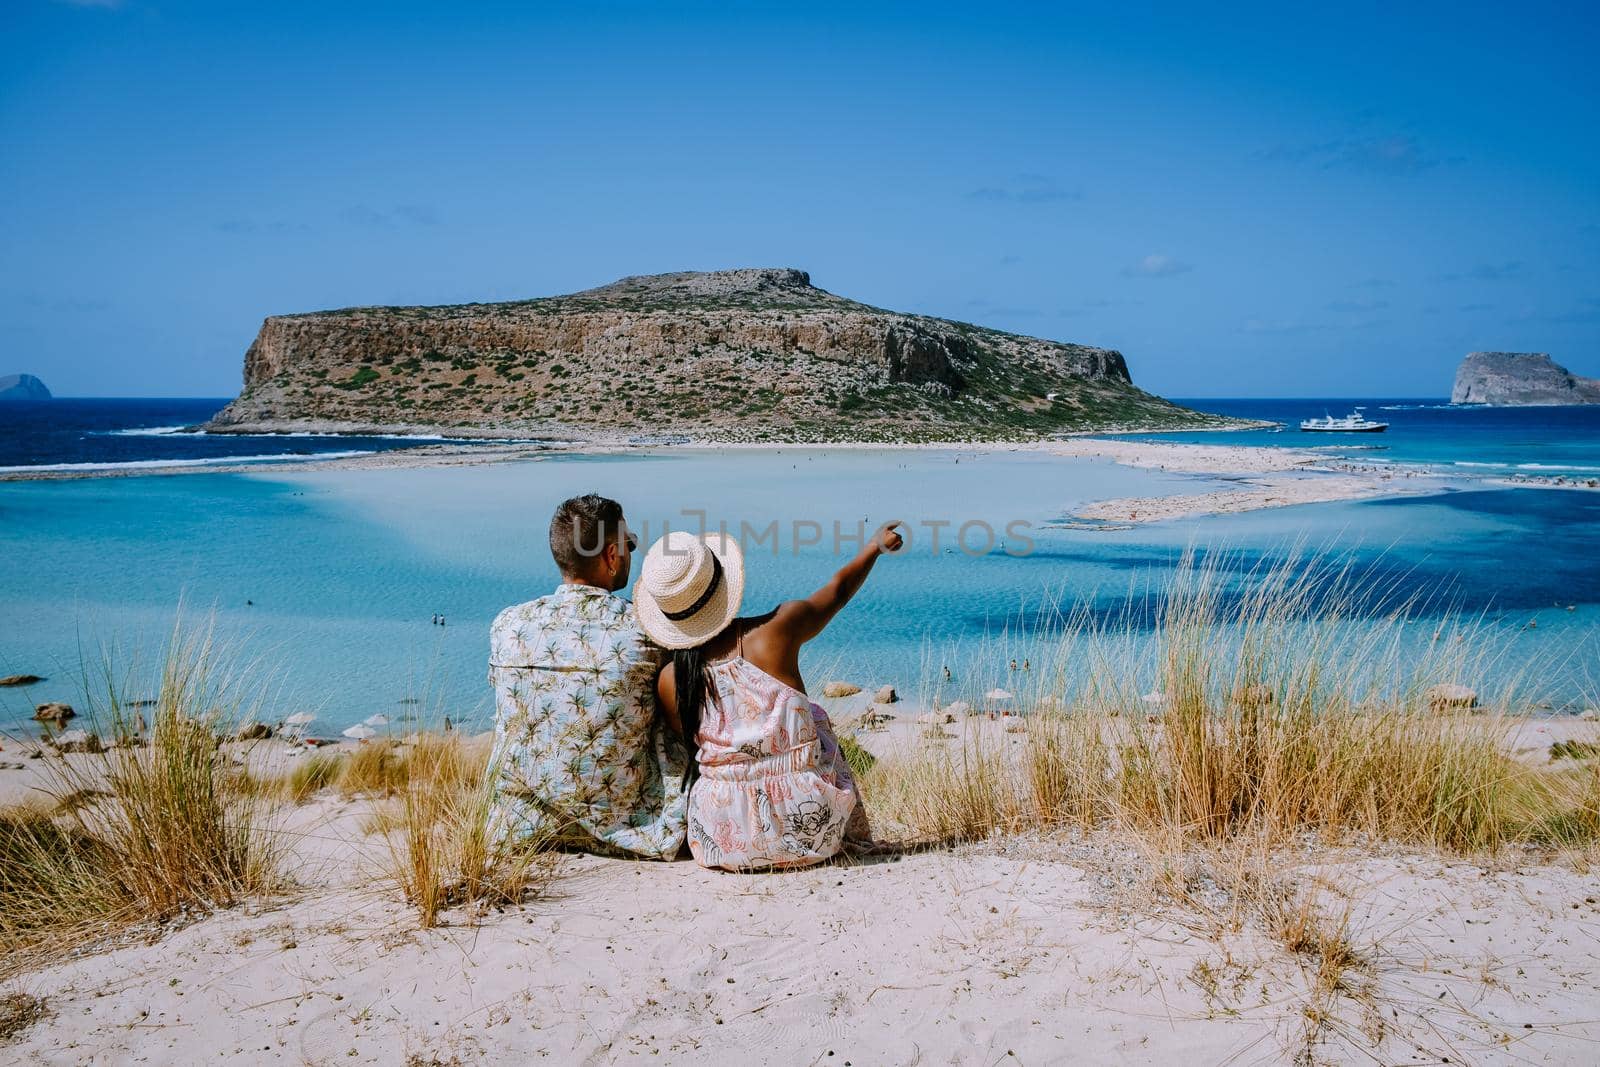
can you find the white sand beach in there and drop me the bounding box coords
[5,826,1598,1065]
[3,715,1598,1065]
[1040,438,1451,524]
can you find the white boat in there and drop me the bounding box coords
[1299,408,1389,433]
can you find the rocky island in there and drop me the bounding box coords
[207,268,1228,443]
[0,373,51,402]
[1451,351,1600,406]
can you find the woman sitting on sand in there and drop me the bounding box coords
[635,522,903,870]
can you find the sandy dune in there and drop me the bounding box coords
[3,718,1599,1065]
[4,819,1598,1065]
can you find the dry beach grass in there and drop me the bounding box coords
[0,627,283,977]
[239,729,551,928]
[862,550,1598,855]
[0,635,550,979]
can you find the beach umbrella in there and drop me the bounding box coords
[985,688,1013,702]
[342,723,376,741]
[362,713,389,727]
[280,711,316,742]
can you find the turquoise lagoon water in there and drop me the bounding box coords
[2,445,1597,736]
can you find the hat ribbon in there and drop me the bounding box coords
[662,551,724,622]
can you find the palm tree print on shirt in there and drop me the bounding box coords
[486,583,688,859]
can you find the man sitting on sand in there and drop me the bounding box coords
[486,493,688,858]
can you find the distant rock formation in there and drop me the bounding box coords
[0,373,51,402]
[1452,352,1600,406]
[207,268,1229,443]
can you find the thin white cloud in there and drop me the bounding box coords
[216,218,310,235]
[1258,134,1453,175]
[965,298,1041,317]
[340,204,441,228]
[1122,254,1192,278]
[1242,319,1333,336]
[1243,316,1385,335]
[1450,261,1527,282]
[1506,303,1600,325]
[23,293,111,312]
[1060,297,1145,317]
[1438,261,1528,283]
[966,175,1082,204]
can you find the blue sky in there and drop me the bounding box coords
[2,1,1596,398]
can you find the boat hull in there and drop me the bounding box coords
[1299,424,1388,432]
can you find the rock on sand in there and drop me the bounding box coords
[33,702,75,723]
[51,729,103,754]
[1426,684,1478,713]
[822,681,862,698]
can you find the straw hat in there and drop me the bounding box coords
[633,530,745,649]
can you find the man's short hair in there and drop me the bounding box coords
[549,493,625,576]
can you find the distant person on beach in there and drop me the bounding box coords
[485,493,688,858]
[641,522,902,870]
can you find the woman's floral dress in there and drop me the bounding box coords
[687,656,869,870]
[487,583,688,859]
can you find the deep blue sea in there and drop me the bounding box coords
[0,397,508,472]
[2,397,1597,734]
[5,396,1596,478]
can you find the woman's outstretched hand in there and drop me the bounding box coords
[873,522,905,555]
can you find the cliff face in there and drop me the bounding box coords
[209,268,1217,442]
[0,374,51,402]
[1451,352,1600,406]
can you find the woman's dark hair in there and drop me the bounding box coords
[670,645,710,788]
